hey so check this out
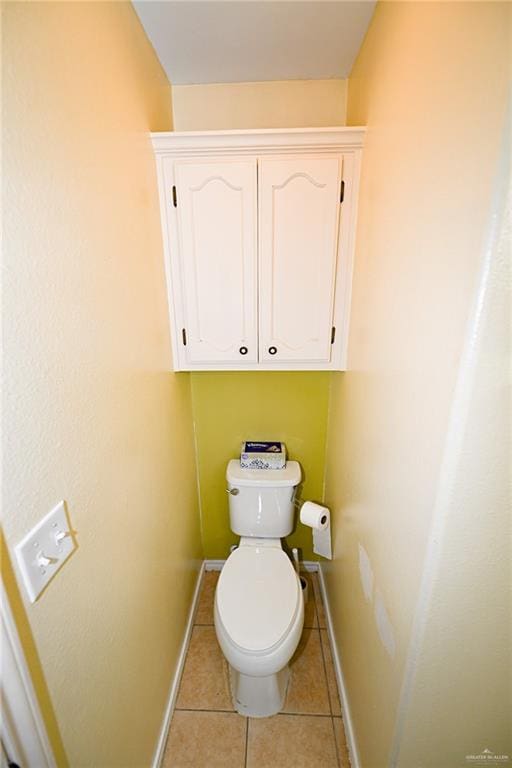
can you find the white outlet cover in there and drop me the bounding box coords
[14,501,76,603]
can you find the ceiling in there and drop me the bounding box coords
[133,1,376,85]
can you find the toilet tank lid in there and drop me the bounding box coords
[227,460,301,487]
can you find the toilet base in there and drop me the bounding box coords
[229,664,290,718]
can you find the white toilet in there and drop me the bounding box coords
[214,459,304,718]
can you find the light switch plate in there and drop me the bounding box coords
[14,501,76,602]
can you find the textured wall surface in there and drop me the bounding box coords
[323,3,511,767]
[394,151,511,767]
[191,372,331,559]
[2,3,202,766]
[172,79,347,130]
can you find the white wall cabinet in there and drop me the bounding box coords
[151,128,364,371]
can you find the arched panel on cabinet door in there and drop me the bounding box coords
[174,159,258,365]
[258,156,342,364]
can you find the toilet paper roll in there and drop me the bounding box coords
[300,501,330,531]
[300,501,332,559]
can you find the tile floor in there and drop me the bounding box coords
[163,570,351,768]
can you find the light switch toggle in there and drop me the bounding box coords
[54,529,70,546]
[35,551,58,568]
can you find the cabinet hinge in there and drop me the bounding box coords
[172,186,177,208]
[340,180,345,204]
[182,328,187,346]
[331,326,336,344]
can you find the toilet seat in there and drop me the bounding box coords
[216,545,301,653]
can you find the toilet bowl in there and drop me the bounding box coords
[214,459,304,717]
[215,538,304,717]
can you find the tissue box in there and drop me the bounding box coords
[240,441,286,469]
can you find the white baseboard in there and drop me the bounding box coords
[317,564,361,768]
[152,561,205,768]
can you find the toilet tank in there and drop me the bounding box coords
[226,460,302,538]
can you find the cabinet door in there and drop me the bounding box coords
[175,160,257,364]
[259,157,341,363]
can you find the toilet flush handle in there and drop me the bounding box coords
[226,488,239,496]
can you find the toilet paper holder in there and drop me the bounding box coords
[298,500,332,560]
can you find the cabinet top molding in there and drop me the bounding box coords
[151,126,366,156]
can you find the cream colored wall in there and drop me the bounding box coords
[2,3,202,767]
[172,79,347,130]
[323,3,511,767]
[394,156,511,766]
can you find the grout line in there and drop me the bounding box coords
[175,707,334,720]
[313,573,344,716]
[277,711,333,719]
[331,715,342,768]
[317,619,333,717]
[175,707,236,714]
[244,716,249,768]
[311,573,322,628]
[316,611,345,766]
[332,710,349,766]
[325,630,344,718]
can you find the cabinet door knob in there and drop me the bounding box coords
[239,346,248,355]
[268,346,277,355]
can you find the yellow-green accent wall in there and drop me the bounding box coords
[191,372,331,560]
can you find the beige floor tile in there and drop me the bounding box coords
[247,714,338,768]
[300,571,319,628]
[283,628,330,715]
[163,710,246,768]
[333,717,351,767]
[176,626,233,711]
[195,570,219,625]
[320,629,342,716]
[311,572,327,629]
